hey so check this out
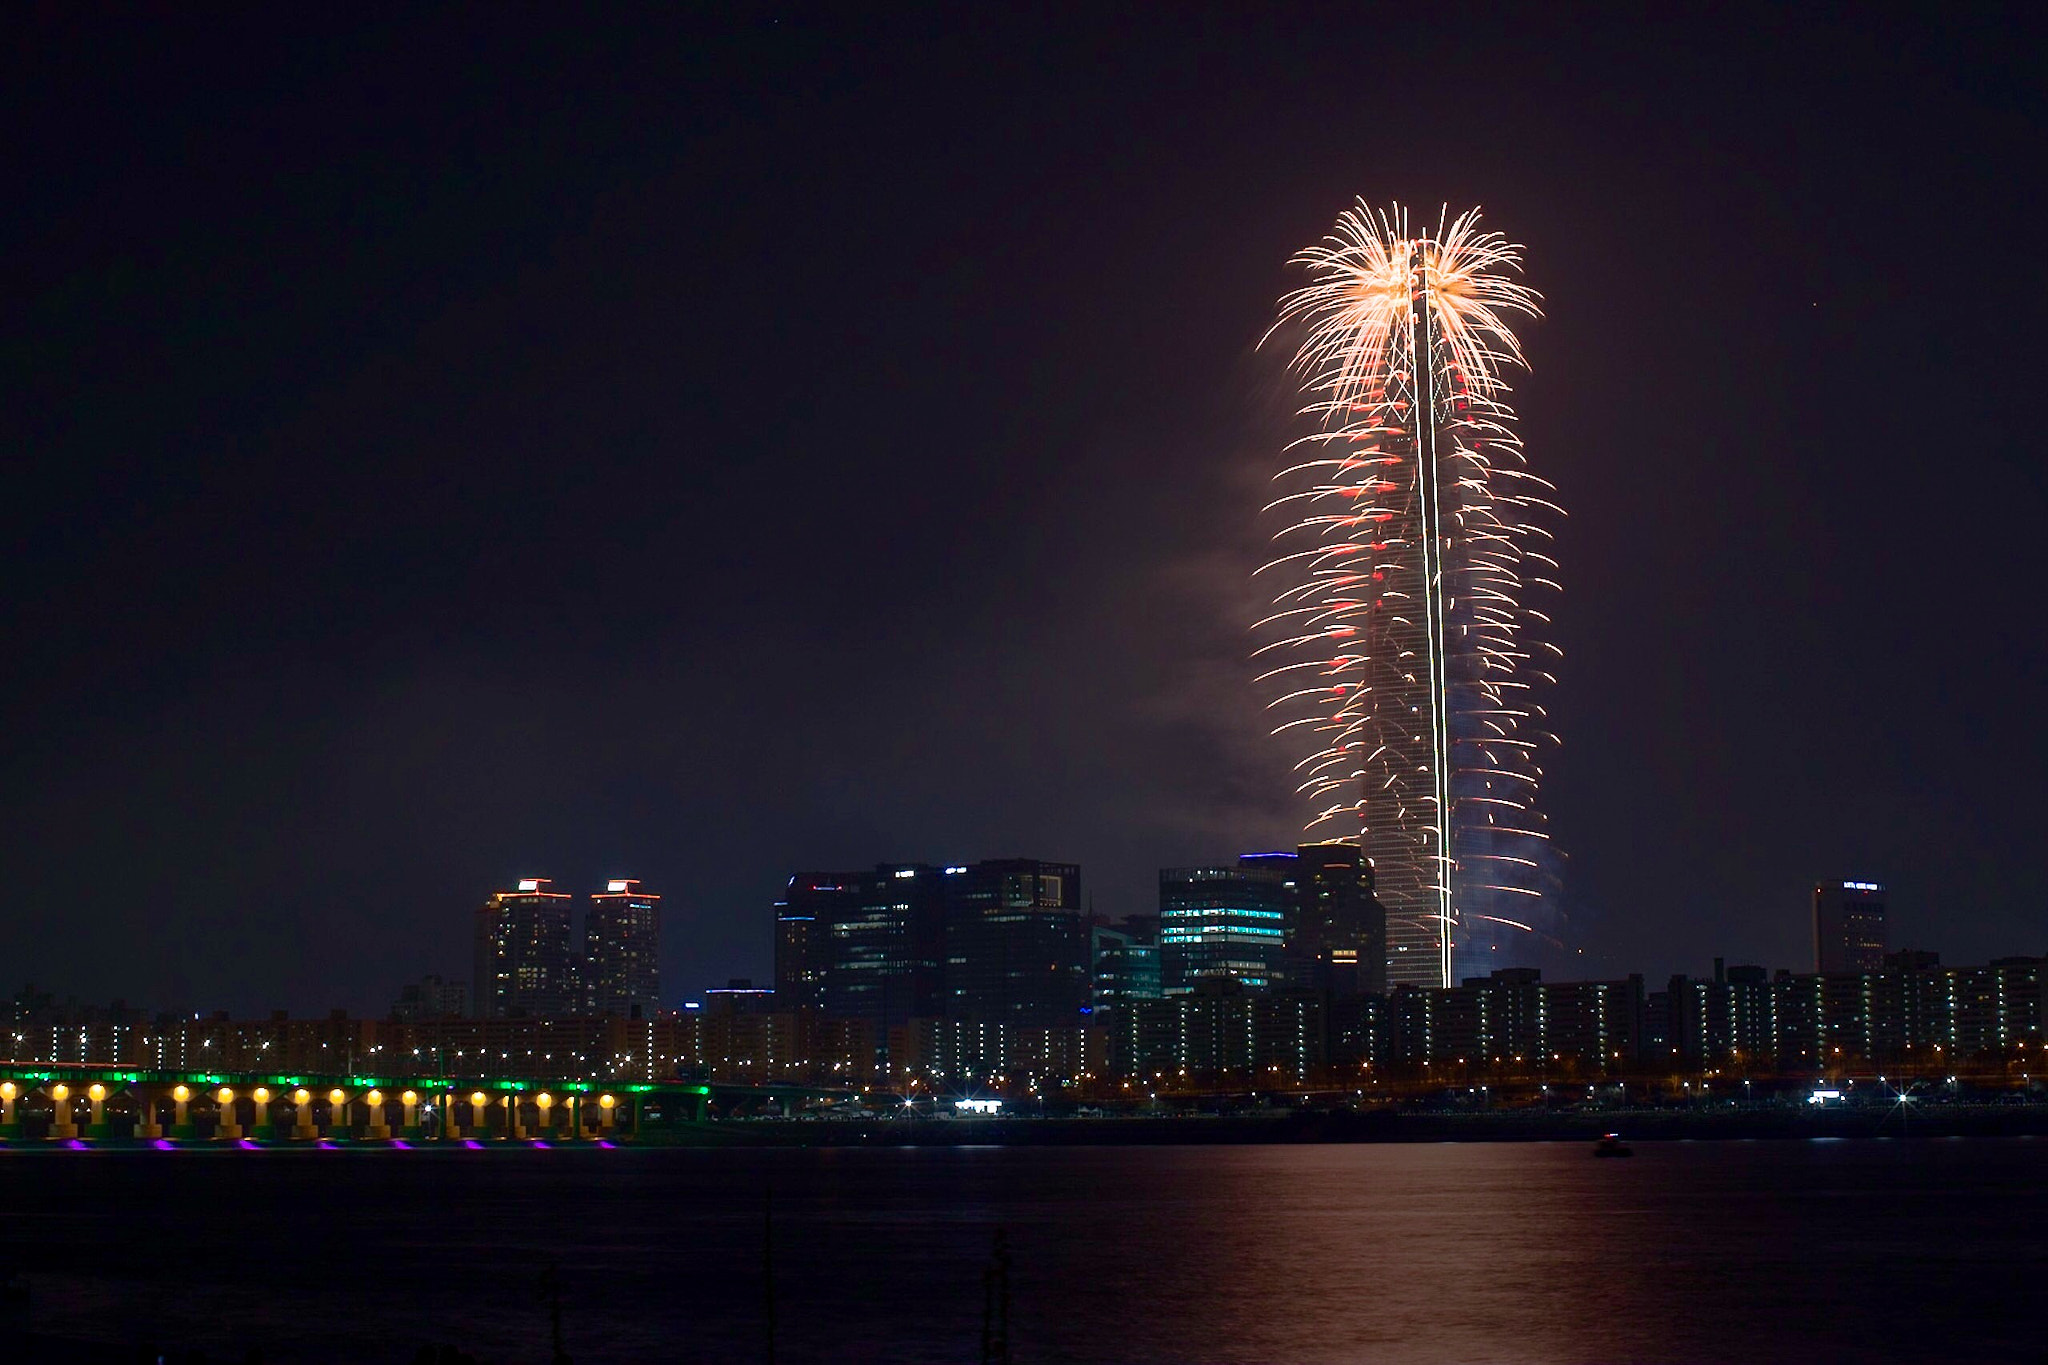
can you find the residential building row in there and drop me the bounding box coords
[16,951,2039,1089]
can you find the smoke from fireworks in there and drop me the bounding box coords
[1256,202,1560,987]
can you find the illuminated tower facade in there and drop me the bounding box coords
[941,859,1088,1027]
[1814,880,1886,975]
[587,879,662,1018]
[472,877,576,1018]
[1261,203,1558,988]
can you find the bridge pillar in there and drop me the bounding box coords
[292,1089,317,1140]
[365,1090,390,1140]
[215,1088,241,1141]
[47,1084,77,1140]
[170,1085,197,1140]
[468,1090,488,1139]
[84,1083,113,1139]
[597,1092,616,1138]
[250,1087,276,1141]
[327,1090,350,1140]
[534,1092,554,1139]
[566,1091,586,1140]
[0,1081,19,1139]
[400,1089,422,1139]
[133,1087,162,1140]
[504,1092,525,1140]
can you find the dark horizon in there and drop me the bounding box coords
[6,6,2044,1016]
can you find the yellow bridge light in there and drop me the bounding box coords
[87,1083,107,1102]
[171,1085,189,1103]
[366,1090,383,1107]
[401,1090,418,1107]
[51,1084,70,1102]
[217,1088,235,1105]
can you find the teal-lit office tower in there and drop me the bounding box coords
[1159,863,1292,993]
[1091,915,1164,1010]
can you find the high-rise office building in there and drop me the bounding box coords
[586,879,662,1018]
[1814,880,1887,974]
[1259,206,1559,988]
[773,890,831,1011]
[801,864,949,1028]
[1274,843,1388,996]
[941,859,1087,1027]
[777,859,1089,1031]
[1091,915,1163,1010]
[473,878,576,1018]
[1159,863,1292,993]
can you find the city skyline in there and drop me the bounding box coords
[5,862,1945,1024]
[5,10,2041,1015]
[3,13,2040,1365]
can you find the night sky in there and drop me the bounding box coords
[7,6,2043,1015]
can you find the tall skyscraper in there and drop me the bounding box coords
[1267,843,1388,996]
[472,878,575,1019]
[796,864,948,1029]
[773,891,830,1011]
[1261,204,1558,988]
[586,879,662,1018]
[1815,881,1887,974]
[1159,863,1292,993]
[941,859,1088,1027]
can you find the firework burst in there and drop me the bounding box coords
[1256,202,1560,988]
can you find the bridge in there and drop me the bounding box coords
[0,1062,723,1143]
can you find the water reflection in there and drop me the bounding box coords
[1,1139,2037,1362]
